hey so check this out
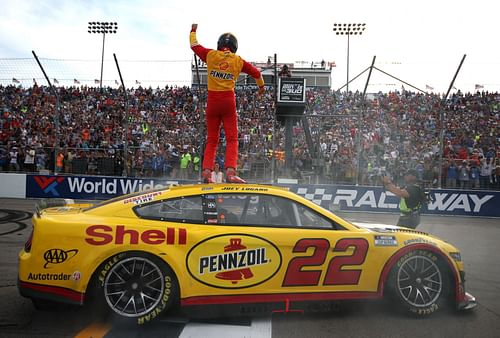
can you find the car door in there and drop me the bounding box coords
[243,193,377,296]
[189,192,379,298]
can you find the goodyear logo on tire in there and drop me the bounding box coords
[186,234,282,289]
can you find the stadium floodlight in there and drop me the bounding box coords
[88,22,118,90]
[333,23,366,92]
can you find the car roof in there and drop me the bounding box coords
[85,183,290,211]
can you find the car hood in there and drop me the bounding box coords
[352,222,429,236]
[352,221,460,252]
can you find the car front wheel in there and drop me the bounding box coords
[387,249,451,316]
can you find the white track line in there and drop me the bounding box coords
[179,317,272,338]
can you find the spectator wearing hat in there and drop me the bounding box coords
[9,146,20,172]
[479,156,493,189]
[55,151,65,174]
[457,160,470,189]
[446,160,458,188]
[469,161,480,189]
[24,145,36,173]
[381,169,426,229]
[179,149,192,180]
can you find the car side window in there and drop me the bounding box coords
[204,194,246,225]
[262,195,295,227]
[134,196,203,222]
[204,193,333,229]
[295,203,334,229]
[133,193,335,229]
[254,195,333,229]
[204,193,279,226]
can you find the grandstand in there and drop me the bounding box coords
[0,57,499,190]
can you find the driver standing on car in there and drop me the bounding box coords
[381,169,425,229]
[190,23,265,184]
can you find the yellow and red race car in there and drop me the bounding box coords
[18,183,476,324]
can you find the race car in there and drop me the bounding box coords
[18,183,476,324]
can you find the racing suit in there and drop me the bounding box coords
[190,27,264,177]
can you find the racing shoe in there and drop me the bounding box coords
[202,169,215,183]
[226,167,246,183]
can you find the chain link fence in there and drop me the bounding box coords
[1,57,499,189]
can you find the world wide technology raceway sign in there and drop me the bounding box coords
[290,185,497,217]
[27,175,180,200]
[26,174,500,218]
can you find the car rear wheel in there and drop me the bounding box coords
[93,251,179,324]
[387,249,451,316]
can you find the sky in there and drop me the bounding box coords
[0,0,499,93]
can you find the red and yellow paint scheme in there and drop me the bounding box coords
[18,184,475,324]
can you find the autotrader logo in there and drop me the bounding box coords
[34,176,65,197]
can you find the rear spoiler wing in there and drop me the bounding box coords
[35,198,75,218]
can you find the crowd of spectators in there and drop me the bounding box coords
[0,83,499,190]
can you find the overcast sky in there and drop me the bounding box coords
[0,0,499,93]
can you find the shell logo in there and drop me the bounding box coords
[186,234,282,289]
[219,61,229,71]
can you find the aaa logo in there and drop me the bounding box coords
[43,248,78,268]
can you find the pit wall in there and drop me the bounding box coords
[1,173,498,218]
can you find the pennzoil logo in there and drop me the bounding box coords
[187,234,282,289]
[43,248,78,268]
[210,70,234,80]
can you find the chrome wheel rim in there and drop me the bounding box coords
[397,255,442,308]
[104,257,164,317]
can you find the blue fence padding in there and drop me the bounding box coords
[25,174,500,218]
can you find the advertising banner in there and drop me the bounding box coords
[288,185,498,218]
[26,174,185,200]
[25,174,500,218]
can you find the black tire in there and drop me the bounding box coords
[386,249,451,316]
[91,251,179,325]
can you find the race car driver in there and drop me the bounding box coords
[190,23,265,183]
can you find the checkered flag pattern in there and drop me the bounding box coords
[296,188,333,206]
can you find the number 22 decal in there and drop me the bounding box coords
[282,238,369,286]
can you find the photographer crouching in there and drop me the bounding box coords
[381,169,427,229]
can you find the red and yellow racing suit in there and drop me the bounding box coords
[190,28,264,171]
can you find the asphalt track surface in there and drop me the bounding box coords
[0,198,499,338]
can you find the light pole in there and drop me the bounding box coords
[88,22,118,90]
[333,23,366,93]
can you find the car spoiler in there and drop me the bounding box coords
[35,198,75,218]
